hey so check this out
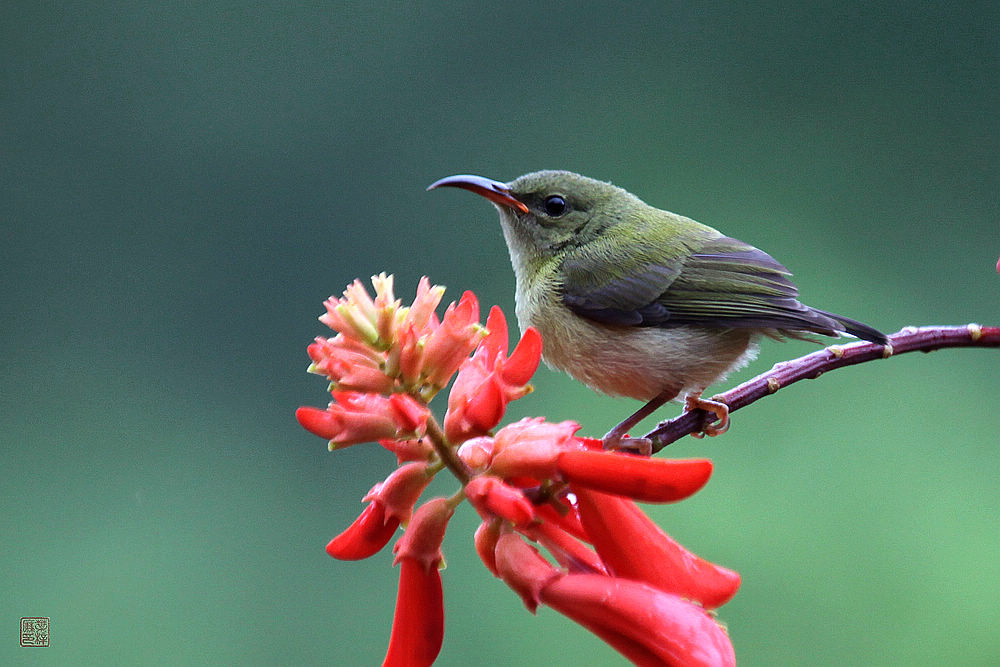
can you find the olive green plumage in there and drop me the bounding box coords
[429,170,887,440]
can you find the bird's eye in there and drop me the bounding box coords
[542,195,568,217]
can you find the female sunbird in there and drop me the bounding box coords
[429,171,888,451]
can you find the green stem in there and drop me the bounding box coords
[424,413,472,486]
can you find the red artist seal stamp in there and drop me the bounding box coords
[20,617,49,647]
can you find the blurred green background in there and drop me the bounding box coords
[3,2,998,665]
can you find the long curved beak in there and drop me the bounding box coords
[427,174,529,214]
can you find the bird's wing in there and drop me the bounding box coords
[561,235,844,334]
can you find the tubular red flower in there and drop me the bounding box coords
[297,392,426,448]
[444,370,505,443]
[326,500,399,560]
[383,558,443,667]
[325,463,432,561]
[464,476,535,526]
[444,307,543,443]
[521,520,606,574]
[494,533,734,666]
[541,574,736,667]
[371,462,433,525]
[573,487,740,608]
[295,404,398,446]
[494,531,562,613]
[556,450,714,503]
[533,499,590,543]
[501,327,542,387]
[384,498,454,667]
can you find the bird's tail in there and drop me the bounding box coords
[813,309,889,345]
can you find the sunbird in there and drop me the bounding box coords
[429,171,888,451]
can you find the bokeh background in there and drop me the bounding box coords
[3,2,998,665]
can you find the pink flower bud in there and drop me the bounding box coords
[488,418,581,479]
[396,323,426,386]
[368,462,433,525]
[379,438,434,464]
[464,476,536,526]
[295,404,397,447]
[387,393,430,433]
[457,436,494,472]
[421,291,483,387]
[319,280,380,344]
[308,334,396,393]
[296,392,426,448]
[474,519,502,576]
[402,276,445,336]
[393,497,454,570]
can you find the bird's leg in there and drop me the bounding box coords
[684,392,730,438]
[602,389,678,455]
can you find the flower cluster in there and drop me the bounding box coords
[298,275,740,666]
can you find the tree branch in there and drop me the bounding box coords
[647,324,1000,453]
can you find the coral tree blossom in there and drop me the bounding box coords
[298,275,740,666]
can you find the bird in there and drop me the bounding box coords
[428,170,888,451]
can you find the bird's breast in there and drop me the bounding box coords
[515,277,759,401]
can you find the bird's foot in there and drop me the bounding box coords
[684,393,730,438]
[601,434,653,456]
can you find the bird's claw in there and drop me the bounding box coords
[685,393,730,438]
[601,434,653,456]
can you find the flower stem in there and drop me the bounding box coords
[647,324,1000,452]
[424,413,472,485]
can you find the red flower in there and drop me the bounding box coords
[307,333,395,393]
[319,275,397,346]
[379,437,434,464]
[384,498,454,667]
[542,574,735,667]
[474,519,502,576]
[573,487,740,608]
[401,276,445,335]
[300,277,742,664]
[520,519,606,575]
[464,476,535,526]
[488,417,580,479]
[557,450,714,504]
[444,307,542,443]
[421,291,483,387]
[494,532,735,667]
[296,391,428,449]
[326,463,433,561]
[488,418,714,503]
